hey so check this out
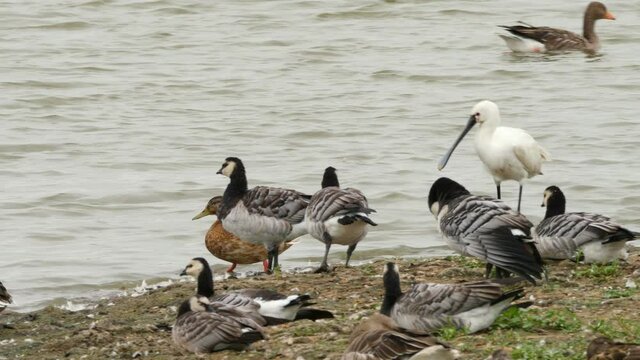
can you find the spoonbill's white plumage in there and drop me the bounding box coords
[438,100,550,212]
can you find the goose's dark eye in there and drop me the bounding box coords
[187,265,192,268]
[475,112,480,117]
[222,163,228,168]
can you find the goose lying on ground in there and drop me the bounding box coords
[428,177,544,283]
[193,196,296,273]
[0,281,12,313]
[499,2,615,53]
[172,295,265,354]
[380,262,525,333]
[535,186,637,263]
[180,257,334,325]
[437,100,550,213]
[306,166,377,272]
[342,313,460,360]
[587,336,640,360]
[216,157,310,273]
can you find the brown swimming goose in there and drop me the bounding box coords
[499,2,615,52]
[587,336,640,360]
[193,196,296,274]
[341,313,459,360]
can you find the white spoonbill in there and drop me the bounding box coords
[437,100,551,212]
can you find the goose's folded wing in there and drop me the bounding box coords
[502,25,586,50]
[308,187,372,222]
[243,186,309,224]
[536,213,631,248]
[343,329,438,360]
[399,282,503,316]
[173,312,254,352]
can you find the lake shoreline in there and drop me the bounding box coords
[1,250,639,359]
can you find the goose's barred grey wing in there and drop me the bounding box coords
[399,282,504,317]
[342,330,438,360]
[308,187,374,222]
[535,212,635,259]
[172,311,264,353]
[242,186,309,224]
[441,196,542,282]
[208,296,266,325]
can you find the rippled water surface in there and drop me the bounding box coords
[1,0,639,311]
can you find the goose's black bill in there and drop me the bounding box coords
[437,115,476,170]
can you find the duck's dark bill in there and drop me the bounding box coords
[437,115,477,170]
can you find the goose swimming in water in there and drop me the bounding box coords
[306,166,377,273]
[0,281,12,313]
[499,2,615,53]
[438,101,550,213]
[428,177,544,283]
[341,313,459,360]
[380,262,525,334]
[193,196,296,274]
[172,295,265,354]
[181,257,334,325]
[216,157,310,273]
[535,186,637,263]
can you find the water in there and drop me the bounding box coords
[1,0,639,311]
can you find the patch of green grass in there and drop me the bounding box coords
[602,287,637,299]
[437,324,468,341]
[574,262,620,280]
[589,318,640,340]
[444,255,484,269]
[511,341,582,360]
[493,307,582,333]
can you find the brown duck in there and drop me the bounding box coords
[499,2,615,53]
[193,196,295,273]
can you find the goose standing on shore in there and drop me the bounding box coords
[0,281,12,313]
[499,2,616,53]
[428,177,544,283]
[380,262,525,333]
[437,101,550,213]
[306,167,377,273]
[172,295,265,354]
[216,157,310,273]
[342,313,460,360]
[180,257,334,324]
[535,186,637,263]
[192,196,296,274]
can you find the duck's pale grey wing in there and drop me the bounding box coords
[441,196,542,282]
[342,329,438,360]
[308,187,373,222]
[243,186,309,224]
[172,312,260,353]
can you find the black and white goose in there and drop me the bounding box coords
[428,177,544,283]
[181,257,334,324]
[172,295,265,354]
[306,166,377,273]
[535,186,637,263]
[342,313,459,360]
[216,157,310,272]
[380,262,525,334]
[0,281,12,313]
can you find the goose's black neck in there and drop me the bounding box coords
[380,264,402,316]
[221,160,248,218]
[544,186,566,219]
[177,299,191,317]
[196,262,214,298]
[321,167,339,188]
